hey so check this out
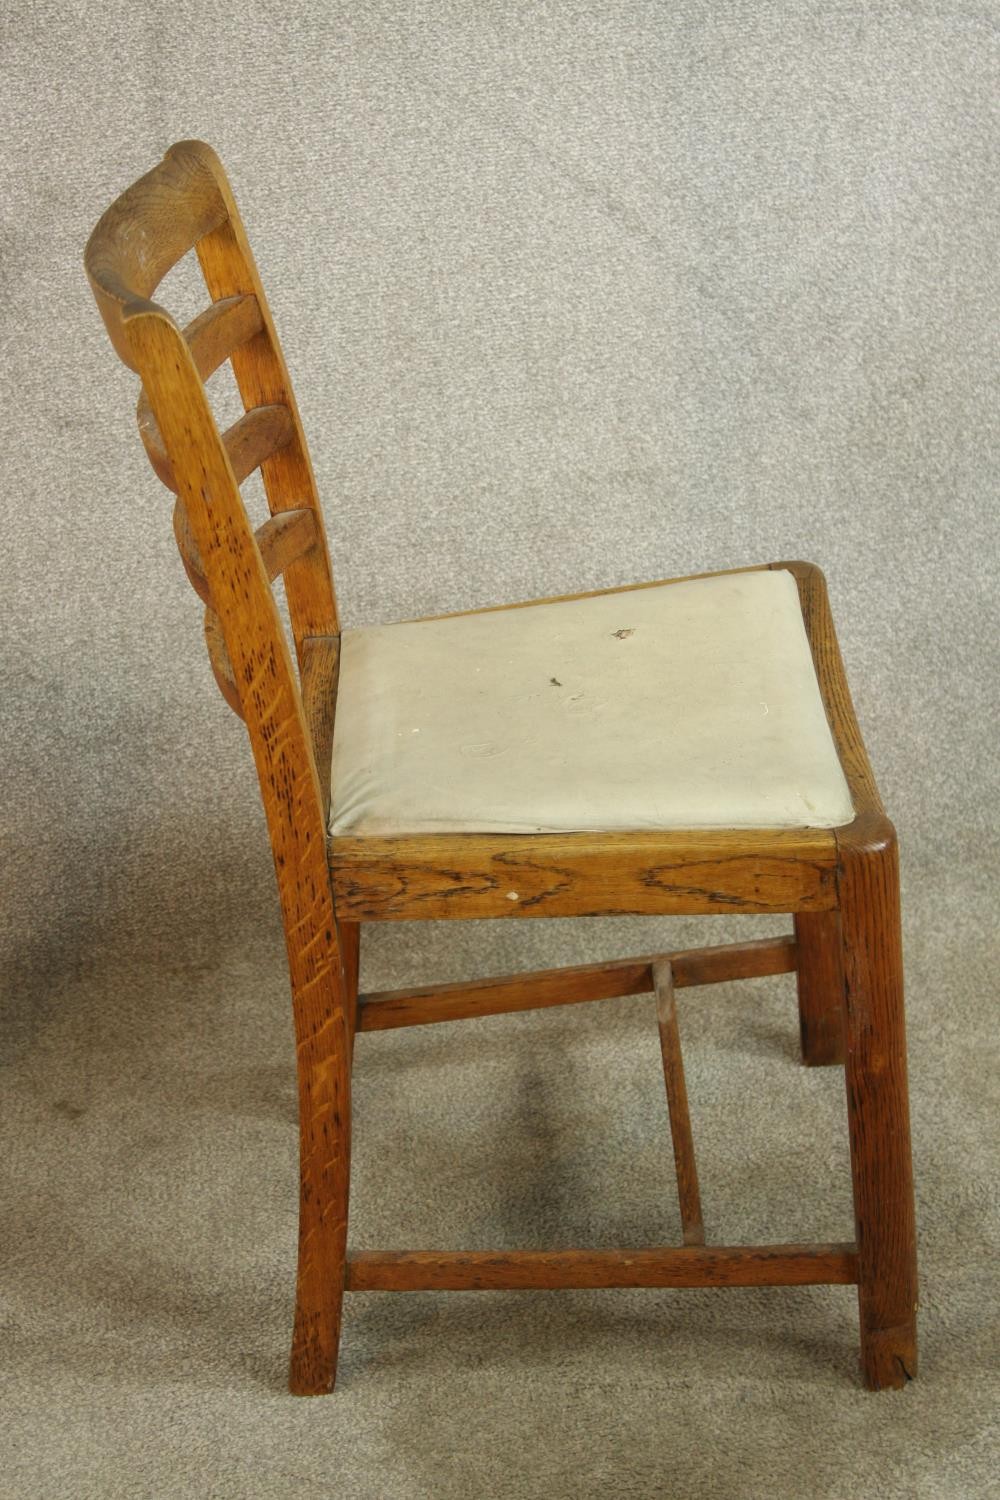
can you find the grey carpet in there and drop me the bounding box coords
[2,3,999,1496]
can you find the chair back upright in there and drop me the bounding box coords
[85,141,342,985]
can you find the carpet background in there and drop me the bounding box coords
[2,3,998,1496]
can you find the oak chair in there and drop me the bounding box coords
[84,140,918,1395]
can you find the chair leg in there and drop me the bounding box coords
[287,948,356,1396]
[794,911,845,1066]
[839,825,918,1389]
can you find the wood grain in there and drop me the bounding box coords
[203,605,243,716]
[193,144,339,659]
[329,828,838,922]
[182,504,322,721]
[172,292,263,379]
[127,307,353,1396]
[300,634,341,824]
[136,294,264,484]
[188,510,321,720]
[794,910,846,1066]
[86,143,918,1399]
[174,500,318,607]
[84,140,227,369]
[654,962,705,1246]
[86,141,349,1395]
[357,934,797,1032]
[140,400,294,492]
[776,561,879,818]
[837,818,918,1389]
[346,1244,859,1292]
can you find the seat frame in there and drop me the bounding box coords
[85,140,918,1396]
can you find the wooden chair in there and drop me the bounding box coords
[84,140,918,1395]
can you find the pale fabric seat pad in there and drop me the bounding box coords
[329,569,855,836]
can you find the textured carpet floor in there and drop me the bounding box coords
[2,3,998,1496]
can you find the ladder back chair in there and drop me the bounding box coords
[85,140,918,1395]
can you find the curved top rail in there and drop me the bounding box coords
[83,140,228,370]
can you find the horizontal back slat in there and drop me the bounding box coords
[135,294,266,484]
[86,138,339,728]
[140,397,293,492]
[223,405,295,486]
[258,507,321,579]
[173,498,319,605]
[183,294,264,379]
[203,606,244,717]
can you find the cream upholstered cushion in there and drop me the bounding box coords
[329,569,855,836]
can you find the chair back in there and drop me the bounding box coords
[85,139,339,706]
[85,142,342,973]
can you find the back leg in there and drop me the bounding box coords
[794,911,845,1066]
[288,937,357,1395]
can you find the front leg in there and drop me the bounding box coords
[794,910,845,1065]
[838,822,918,1389]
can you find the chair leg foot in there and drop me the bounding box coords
[289,1277,346,1395]
[286,967,354,1396]
[859,1313,918,1390]
[287,1142,350,1394]
[839,822,919,1391]
[794,911,845,1066]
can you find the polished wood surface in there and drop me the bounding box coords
[838,818,918,1388]
[299,635,341,825]
[85,141,918,1396]
[329,826,839,922]
[346,1244,859,1292]
[356,935,796,1032]
[87,140,351,1395]
[794,910,846,1066]
[654,961,705,1247]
